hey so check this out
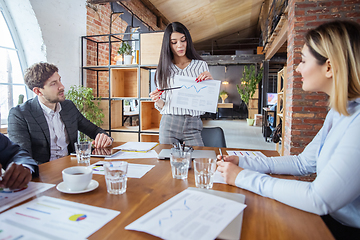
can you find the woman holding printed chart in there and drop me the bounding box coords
[149,22,213,146]
[217,20,360,239]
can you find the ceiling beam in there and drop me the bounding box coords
[139,0,170,27]
[87,0,120,3]
[202,55,264,66]
[264,15,288,60]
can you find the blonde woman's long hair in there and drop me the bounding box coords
[305,20,360,116]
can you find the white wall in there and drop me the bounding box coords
[5,0,86,90]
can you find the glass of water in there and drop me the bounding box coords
[193,158,217,189]
[74,141,91,165]
[103,161,128,195]
[170,151,191,179]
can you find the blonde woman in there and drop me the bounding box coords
[217,20,360,239]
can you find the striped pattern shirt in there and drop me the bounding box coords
[156,59,209,116]
[38,99,69,161]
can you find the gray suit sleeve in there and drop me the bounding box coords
[8,107,33,157]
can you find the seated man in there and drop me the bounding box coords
[8,62,112,164]
[0,133,38,189]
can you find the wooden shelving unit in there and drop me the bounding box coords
[81,31,164,142]
[276,66,287,156]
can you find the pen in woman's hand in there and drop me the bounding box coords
[219,148,224,162]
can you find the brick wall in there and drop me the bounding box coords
[285,0,360,155]
[86,1,163,97]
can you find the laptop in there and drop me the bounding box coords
[158,149,217,160]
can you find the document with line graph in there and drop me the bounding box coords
[170,75,221,113]
[125,188,246,240]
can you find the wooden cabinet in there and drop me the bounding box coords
[276,67,287,156]
[81,32,164,142]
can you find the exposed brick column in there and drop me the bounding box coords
[285,0,360,155]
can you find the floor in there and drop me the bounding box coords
[203,119,276,150]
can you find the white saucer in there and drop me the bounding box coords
[56,179,99,194]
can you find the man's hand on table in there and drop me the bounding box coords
[0,163,32,189]
[92,133,113,148]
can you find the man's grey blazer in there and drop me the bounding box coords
[8,97,107,164]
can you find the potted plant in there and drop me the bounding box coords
[66,86,104,141]
[237,65,263,126]
[219,90,228,103]
[124,99,131,112]
[117,42,133,65]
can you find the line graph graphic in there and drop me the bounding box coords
[179,85,207,93]
[158,199,191,227]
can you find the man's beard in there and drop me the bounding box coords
[43,91,65,103]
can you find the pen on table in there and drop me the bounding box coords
[158,87,182,91]
[219,148,224,162]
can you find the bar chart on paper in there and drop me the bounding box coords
[171,75,221,113]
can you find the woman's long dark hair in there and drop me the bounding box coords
[155,22,203,89]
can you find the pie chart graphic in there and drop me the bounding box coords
[69,214,87,221]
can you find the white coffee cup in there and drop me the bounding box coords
[62,166,93,191]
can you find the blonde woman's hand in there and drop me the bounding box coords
[216,161,243,186]
[216,154,240,165]
[196,71,213,82]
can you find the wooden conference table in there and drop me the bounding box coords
[28,144,333,240]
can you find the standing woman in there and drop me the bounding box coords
[217,20,360,239]
[150,22,213,146]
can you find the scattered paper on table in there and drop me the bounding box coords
[114,142,158,152]
[0,182,55,213]
[91,161,155,178]
[227,150,267,159]
[105,150,158,159]
[125,188,246,240]
[0,196,120,240]
[170,75,221,113]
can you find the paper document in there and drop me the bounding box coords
[125,188,247,240]
[115,142,158,152]
[0,182,55,213]
[170,75,221,113]
[0,196,120,240]
[105,150,158,159]
[227,150,267,159]
[91,161,155,178]
[213,170,227,184]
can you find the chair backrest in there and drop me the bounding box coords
[201,127,227,148]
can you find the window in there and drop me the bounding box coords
[0,3,29,125]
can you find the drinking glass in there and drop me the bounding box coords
[170,151,191,179]
[74,141,91,165]
[193,158,217,189]
[104,161,128,195]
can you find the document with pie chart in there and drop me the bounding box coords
[170,75,221,113]
[0,196,120,239]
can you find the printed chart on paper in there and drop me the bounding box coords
[170,75,221,113]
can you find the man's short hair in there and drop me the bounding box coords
[24,62,58,90]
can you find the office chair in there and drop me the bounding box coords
[201,127,227,148]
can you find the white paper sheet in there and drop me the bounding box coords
[125,188,246,240]
[105,150,159,159]
[226,150,267,159]
[91,161,155,178]
[170,75,221,113]
[213,170,227,184]
[0,196,120,240]
[114,142,158,152]
[0,182,55,213]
